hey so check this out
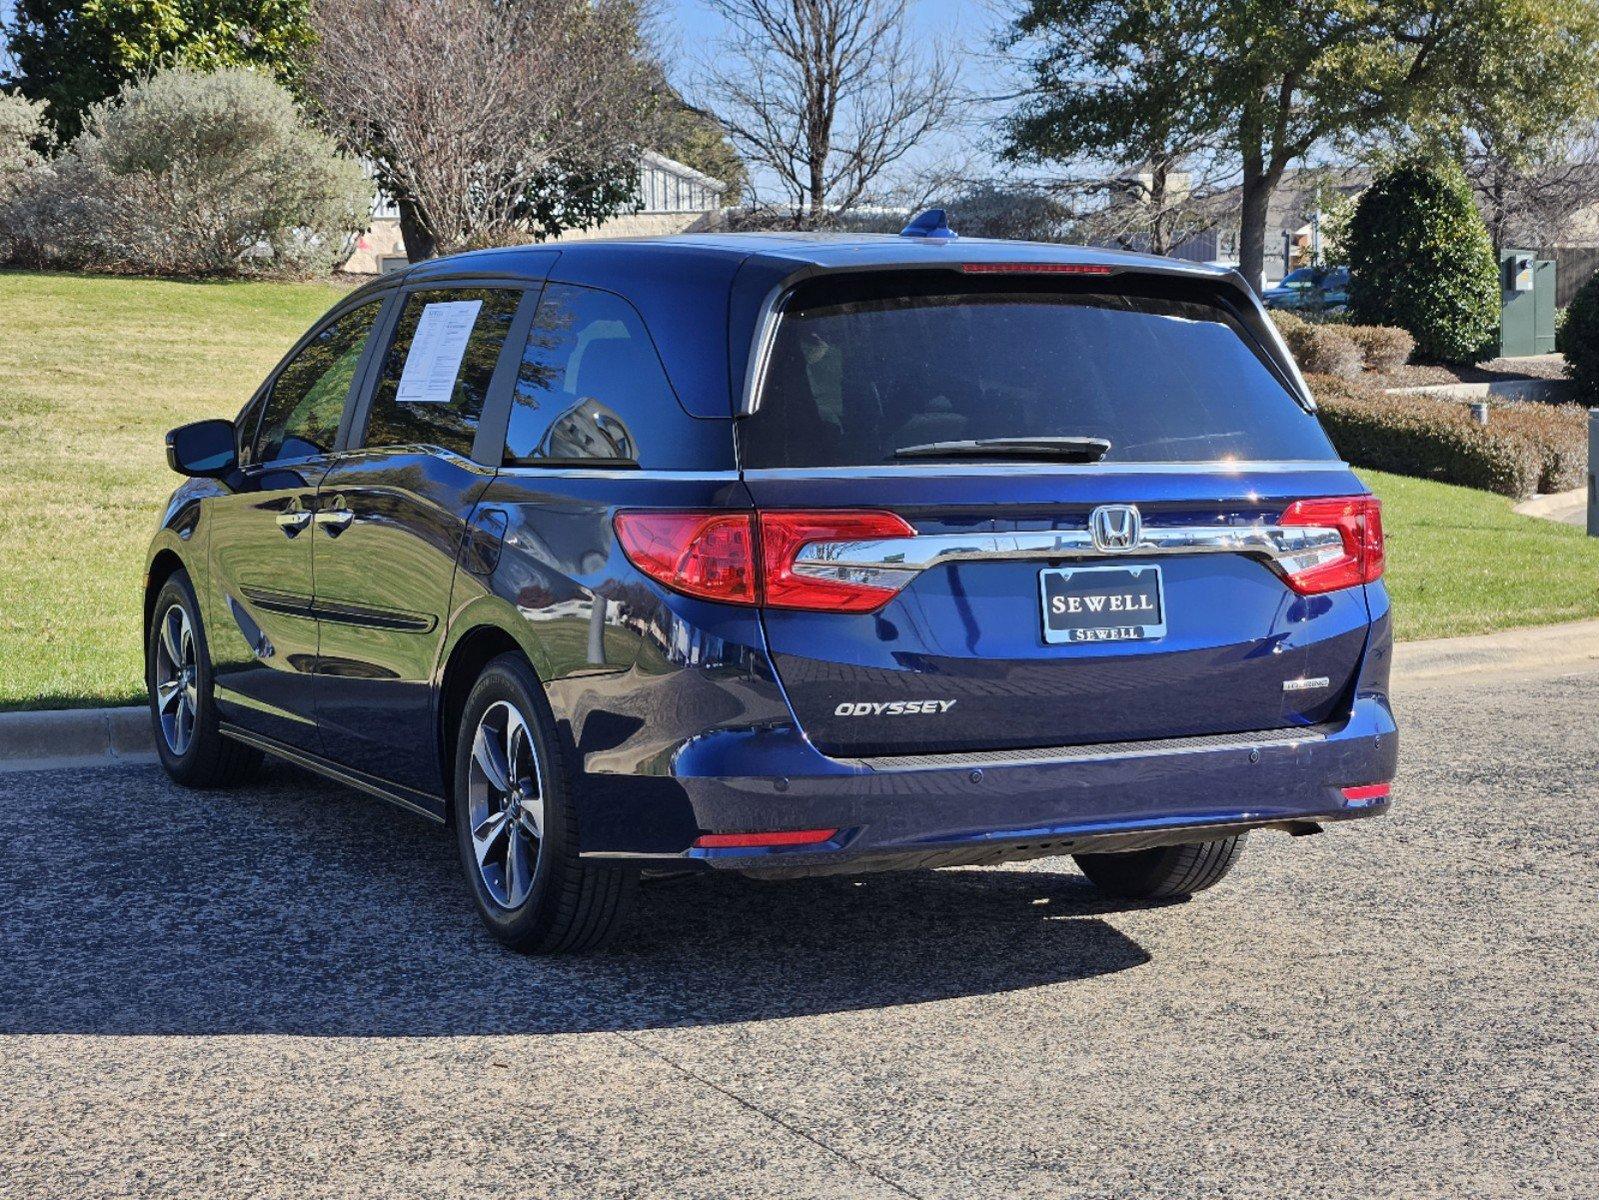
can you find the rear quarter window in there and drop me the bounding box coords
[739,272,1337,468]
[502,283,734,472]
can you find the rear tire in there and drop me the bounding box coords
[1074,834,1247,900]
[451,653,636,953]
[145,569,263,788]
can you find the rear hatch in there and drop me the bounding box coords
[739,268,1377,759]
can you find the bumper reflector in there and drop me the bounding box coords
[693,828,838,849]
[1340,783,1391,802]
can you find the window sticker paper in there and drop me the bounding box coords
[396,300,483,403]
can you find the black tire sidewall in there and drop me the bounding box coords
[1075,834,1246,900]
[146,570,218,781]
[452,654,574,945]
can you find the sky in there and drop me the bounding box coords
[665,0,1005,79]
[0,0,1014,187]
[0,0,1007,83]
[662,0,1013,192]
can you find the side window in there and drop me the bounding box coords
[505,284,678,465]
[362,287,522,457]
[253,300,383,464]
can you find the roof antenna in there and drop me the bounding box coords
[900,208,957,239]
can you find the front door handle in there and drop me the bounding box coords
[275,510,312,536]
[315,508,355,534]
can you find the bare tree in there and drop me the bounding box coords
[934,180,1072,242]
[306,0,659,259]
[1465,126,1599,255]
[700,0,959,225]
[1048,157,1232,257]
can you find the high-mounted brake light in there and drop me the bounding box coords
[693,828,838,849]
[960,262,1115,276]
[1277,495,1384,595]
[613,509,916,612]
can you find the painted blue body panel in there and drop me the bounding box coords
[147,233,1396,873]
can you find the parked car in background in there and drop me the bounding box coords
[1263,265,1351,313]
[146,222,1397,953]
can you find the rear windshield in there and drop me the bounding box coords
[738,273,1337,468]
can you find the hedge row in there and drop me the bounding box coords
[1565,270,1599,403]
[1309,374,1586,499]
[1273,312,1415,378]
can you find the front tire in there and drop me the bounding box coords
[451,653,635,953]
[146,570,262,788]
[1074,834,1247,900]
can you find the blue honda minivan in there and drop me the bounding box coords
[148,220,1397,952]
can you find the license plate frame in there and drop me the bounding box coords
[1039,563,1167,645]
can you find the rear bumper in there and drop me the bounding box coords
[580,692,1398,875]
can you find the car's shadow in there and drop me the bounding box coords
[0,761,1154,1036]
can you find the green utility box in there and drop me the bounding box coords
[1499,248,1557,357]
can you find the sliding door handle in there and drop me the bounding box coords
[315,508,355,534]
[275,510,312,536]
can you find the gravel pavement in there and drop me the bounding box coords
[2,648,1595,1199]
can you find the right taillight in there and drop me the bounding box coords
[613,509,915,612]
[757,510,916,612]
[1277,495,1384,595]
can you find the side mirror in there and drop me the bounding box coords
[165,419,238,478]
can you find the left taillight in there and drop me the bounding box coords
[611,511,758,605]
[1277,495,1384,595]
[613,509,916,612]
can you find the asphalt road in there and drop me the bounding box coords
[2,649,1596,1199]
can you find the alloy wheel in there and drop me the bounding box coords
[153,602,198,757]
[466,700,545,909]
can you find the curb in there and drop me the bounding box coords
[0,706,155,774]
[5,618,1599,773]
[1392,618,1599,685]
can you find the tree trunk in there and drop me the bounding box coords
[396,193,438,262]
[806,152,827,229]
[1489,174,1507,257]
[1148,162,1169,256]
[1238,168,1271,294]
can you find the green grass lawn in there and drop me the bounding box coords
[1360,469,1599,640]
[0,271,353,710]
[0,270,1595,710]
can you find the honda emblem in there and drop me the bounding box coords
[1088,504,1142,553]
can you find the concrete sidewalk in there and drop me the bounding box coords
[1513,487,1586,528]
[1394,616,1599,683]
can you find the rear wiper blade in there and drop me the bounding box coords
[893,436,1112,463]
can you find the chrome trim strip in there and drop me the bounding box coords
[741,284,791,417]
[853,722,1338,772]
[740,460,1351,478]
[792,522,1343,580]
[495,467,741,481]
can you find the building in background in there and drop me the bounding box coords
[1165,167,1368,283]
[342,151,727,274]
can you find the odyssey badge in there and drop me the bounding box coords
[834,700,958,717]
